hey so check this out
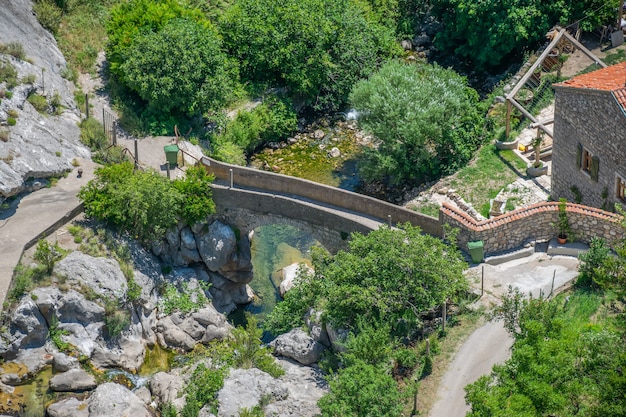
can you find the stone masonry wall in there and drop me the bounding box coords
[552,87,626,209]
[441,201,624,255]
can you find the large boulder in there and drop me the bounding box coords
[270,329,326,365]
[305,309,330,347]
[264,358,328,417]
[279,263,313,297]
[217,368,289,417]
[155,305,231,351]
[47,397,89,417]
[53,252,127,300]
[87,383,152,417]
[156,315,196,351]
[196,221,237,272]
[149,371,185,409]
[49,368,96,392]
[2,297,48,355]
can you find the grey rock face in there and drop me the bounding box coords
[305,309,330,347]
[197,221,237,271]
[270,329,326,365]
[155,304,231,351]
[49,368,96,392]
[87,383,152,417]
[149,371,184,406]
[52,351,79,372]
[47,397,89,417]
[217,368,289,417]
[54,252,128,300]
[0,0,90,200]
[6,297,48,352]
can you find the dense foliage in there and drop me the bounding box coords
[119,18,235,116]
[350,60,485,186]
[78,162,215,242]
[432,0,619,70]
[265,223,468,339]
[466,288,626,416]
[220,0,400,112]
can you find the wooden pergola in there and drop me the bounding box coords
[505,27,607,140]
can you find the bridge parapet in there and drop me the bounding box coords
[200,157,442,237]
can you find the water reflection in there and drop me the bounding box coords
[230,224,320,325]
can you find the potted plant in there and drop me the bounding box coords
[555,198,570,244]
[526,133,548,177]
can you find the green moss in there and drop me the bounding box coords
[251,129,363,188]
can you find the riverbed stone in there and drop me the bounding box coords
[217,368,289,417]
[87,382,152,417]
[150,371,185,407]
[52,351,79,372]
[197,221,237,272]
[54,252,127,300]
[156,316,196,351]
[49,368,96,392]
[3,297,48,354]
[47,397,89,417]
[270,329,326,365]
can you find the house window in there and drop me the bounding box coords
[576,143,599,182]
[582,149,593,173]
[617,175,626,203]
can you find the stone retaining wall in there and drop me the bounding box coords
[441,201,624,255]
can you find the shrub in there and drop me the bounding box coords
[158,282,208,315]
[103,299,130,338]
[27,94,49,113]
[7,109,18,118]
[6,117,16,126]
[8,266,34,301]
[0,60,18,88]
[0,42,26,60]
[230,314,285,378]
[21,74,37,84]
[33,0,63,35]
[79,117,108,150]
[34,238,64,274]
[0,130,8,142]
[181,363,226,417]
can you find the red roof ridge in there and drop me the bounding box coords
[555,62,626,92]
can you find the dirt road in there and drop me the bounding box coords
[428,253,580,417]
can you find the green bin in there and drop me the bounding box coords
[467,240,484,264]
[164,145,179,166]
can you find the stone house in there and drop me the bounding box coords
[552,63,626,210]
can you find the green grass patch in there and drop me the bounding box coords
[27,94,48,113]
[447,144,527,217]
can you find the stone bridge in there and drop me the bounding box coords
[200,157,442,253]
[200,157,625,257]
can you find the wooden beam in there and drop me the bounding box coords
[507,29,566,100]
[562,31,607,68]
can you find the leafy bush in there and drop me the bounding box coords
[8,266,34,302]
[0,60,18,88]
[181,363,227,417]
[33,0,64,34]
[577,237,610,288]
[119,18,236,117]
[432,0,617,70]
[28,94,49,113]
[230,315,285,378]
[318,361,403,417]
[217,97,297,155]
[172,165,216,226]
[79,117,108,150]
[49,316,71,352]
[159,282,209,315]
[350,61,485,187]
[0,42,26,60]
[103,299,130,338]
[34,238,64,274]
[220,0,400,111]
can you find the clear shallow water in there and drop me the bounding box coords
[230,224,320,326]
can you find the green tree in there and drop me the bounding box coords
[34,238,64,274]
[266,224,468,338]
[106,0,208,81]
[432,0,618,70]
[350,60,484,187]
[119,18,235,116]
[78,162,215,243]
[318,361,403,417]
[220,0,399,111]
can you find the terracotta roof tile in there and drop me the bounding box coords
[556,63,626,91]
